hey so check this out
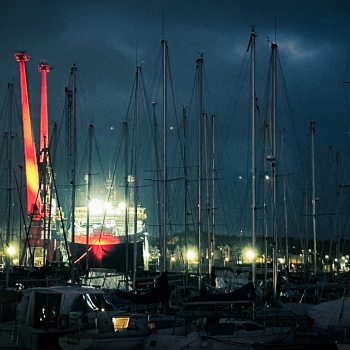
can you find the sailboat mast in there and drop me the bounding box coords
[282,132,289,271]
[68,64,77,284]
[5,83,14,288]
[310,122,317,276]
[85,123,93,275]
[271,42,278,301]
[210,114,215,274]
[183,106,189,282]
[247,29,256,287]
[124,121,129,290]
[133,65,141,291]
[197,54,203,290]
[161,39,168,272]
[151,102,162,273]
[205,113,210,274]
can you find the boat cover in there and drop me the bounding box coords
[307,297,350,330]
[184,281,256,305]
[116,271,172,304]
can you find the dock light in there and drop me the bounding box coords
[187,250,195,261]
[7,246,15,256]
[118,201,126,210]
[246,250,255,261]
[89,198,103,215]
[325,255,329,259]
[278,258,285,264]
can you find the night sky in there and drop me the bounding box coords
[1,0,350,247]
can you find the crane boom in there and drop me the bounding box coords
[15,51,41,218]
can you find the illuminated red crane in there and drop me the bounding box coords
[38,61,50,163]
[15,52,41,218]
[15,52,58,264]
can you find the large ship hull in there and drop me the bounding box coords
[70,238,144,271]
[69,203,147,271]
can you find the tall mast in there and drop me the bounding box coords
[85,123,93,276]
[161,39,168,272]
[133,65,141,291]
[310,122,317,276]
[124,120,129,291]
[210,114,215,275]
[68,64,77,284]
[5,83,14,288]
[247,29,256,288]
[271,42,278,301]
[282,132,289,271]
[197,54,203,290]
[183,106,188,283]
[204,113,210,274]
[151,101,162,273]
[335,151,340,275]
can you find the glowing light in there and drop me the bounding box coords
[246,250,255,261]
[187,250,196,261]
[7,246,15,256]
[118,202,126,210]
[15,52,41,217]
[89,198,103,215]
[75,235,120,245]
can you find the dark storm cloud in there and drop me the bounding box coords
[1,0,350,238]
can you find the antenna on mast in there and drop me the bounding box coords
[247,26,257,52]
[161,9,165,40]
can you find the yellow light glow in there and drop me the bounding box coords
[246,250,255,261]
[7,246,15,256]
[187,250,195,261]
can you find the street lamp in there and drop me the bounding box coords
[246,250,256,262]
[7,246,15,257]
[187,250,196,261]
